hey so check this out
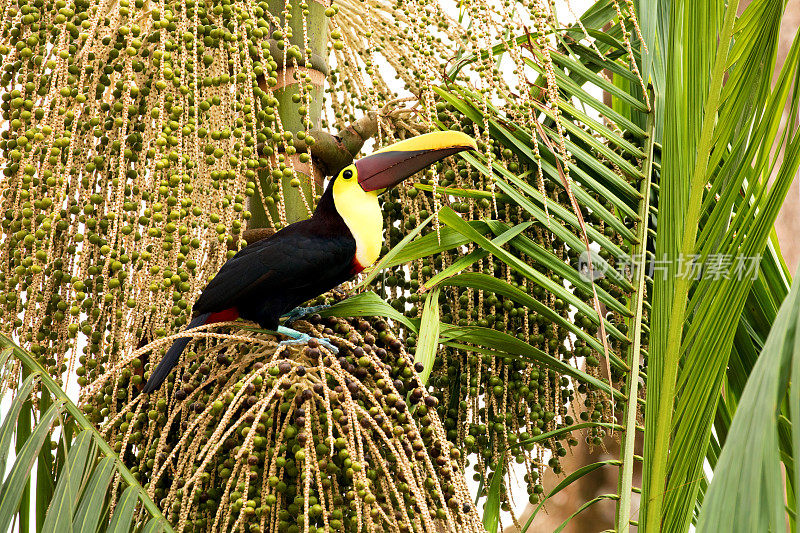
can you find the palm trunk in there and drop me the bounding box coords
[248,0,330,231]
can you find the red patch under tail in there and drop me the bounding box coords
[207,307,240,323]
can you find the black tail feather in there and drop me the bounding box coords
[142,313,211,393]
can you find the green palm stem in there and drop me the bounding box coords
[245,1,382,241]
[615,90,655,533]
[247,0,330,231]
[640,2,739,529]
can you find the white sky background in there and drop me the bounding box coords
[0,0,599,531]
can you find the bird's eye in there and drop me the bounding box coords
[343,169,353,180]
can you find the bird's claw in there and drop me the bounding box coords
[276,325,339,354]
[314,337,340,354]
[278,335,339,355]
[281,304,331,326]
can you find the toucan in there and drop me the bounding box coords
[142,130,476,392]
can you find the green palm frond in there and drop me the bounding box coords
[641,1,800,530]
[0,337,172,533]
[696,263,800,532]
[324,1,800,531]
[321,6,656,526]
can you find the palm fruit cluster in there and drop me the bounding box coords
[366,18,649,521]
[374,169,638,514]
[0,0,648,525]
[86,310,481,532]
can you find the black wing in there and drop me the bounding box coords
[193,221,356,316]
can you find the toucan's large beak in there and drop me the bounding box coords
[356,131,477,192]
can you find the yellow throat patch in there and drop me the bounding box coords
[332,170,383,268]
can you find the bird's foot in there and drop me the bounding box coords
[281,304,331,326]
[276,325,339,354]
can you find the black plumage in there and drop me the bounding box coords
[142,177,355,393]
[195,178,356,329]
